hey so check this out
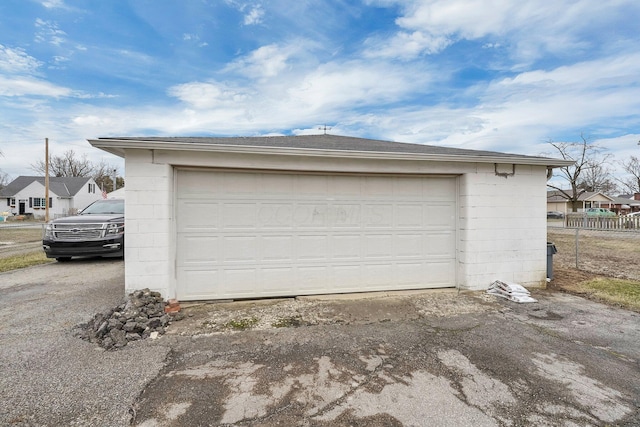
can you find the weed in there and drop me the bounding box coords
[271,315,305,328]
[225,317,258,330]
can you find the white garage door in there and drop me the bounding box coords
[176,169,457,300]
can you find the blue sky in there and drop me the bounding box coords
[1,0,639,183]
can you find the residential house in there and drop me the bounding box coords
[599,194,640,214]
[0,176,103,219]
[547,190,614,214]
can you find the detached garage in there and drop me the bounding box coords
[89,135,571,301]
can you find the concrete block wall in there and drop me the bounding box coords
[124,149,174,298]
[458,163,548,290]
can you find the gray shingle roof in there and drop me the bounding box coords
[93,134,569,165]
[0,176,91,198]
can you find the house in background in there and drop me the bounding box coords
[107,187,125,199]
[599,194,640,214]
[90,134,572,301]
[0,176,103,219]
[546,190,614,214]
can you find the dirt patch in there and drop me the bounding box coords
[165,290,501,336]
[548,229,640,280]
[547,266,598,293]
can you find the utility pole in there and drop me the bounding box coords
[45,138,49,222]
[113,168,117,192]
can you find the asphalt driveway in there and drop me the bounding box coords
[1,260,639,426]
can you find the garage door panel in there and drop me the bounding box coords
[363,204,393,227]
[396,204,424,227]
[365,263,394,286]
[261,174,294,195]
[180,269,222,299]
[393,177,423,196]
[224,173,258,194]
[179,235,220,264]
[332,265,362,288]
[296,235,329,260]
[222,203,258,228]
[426,232,456,257]
[295,175,328,197]
[223,236,258,262]
[223,268,258,294]
[258,204,295,229]
[424,261,456,285]
[261,235,294,262]
[332,234,361,259]
[425,203,456,228]
[424,177,457,199]
[178,202,220,231]
[297,266,329,292]
[176,170,457,300]
[365,177,394,196]
[363,234,394,258]
[395,234,423,258]
[395,263,426,286]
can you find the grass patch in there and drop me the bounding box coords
[577,278,640,311]
[225,317,258,330]
[0,251,52,272]
[0,227,44,244]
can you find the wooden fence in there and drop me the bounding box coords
[565,214,640,230]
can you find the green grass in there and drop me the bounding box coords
[578,278,640,311]
[0,251,52,272]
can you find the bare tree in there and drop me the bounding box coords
[577,160,618,194]
[546,134,612,212]
[31,149,94,177]
[0,170,9,192]
[0,149,7,192]
[30,149,124,190]
[619,156,640,194]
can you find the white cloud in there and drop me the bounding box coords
[244,5,265,25]
[0,45,42,74]
[0,76,71,97]
[364,31,450,59]
[40,0,66,8]
[34,18,67,46]
[167,81,250,109]
[365,0,640,62]
[225,44,293,79]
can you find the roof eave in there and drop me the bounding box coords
[89,138,574,168]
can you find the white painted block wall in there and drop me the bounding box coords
[458,163,548,290]
[124,149,174,298]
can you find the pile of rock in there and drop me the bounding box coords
[76,288,181,350]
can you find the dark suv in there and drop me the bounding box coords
[43,198,124,262]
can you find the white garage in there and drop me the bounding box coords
[89,135,572,301]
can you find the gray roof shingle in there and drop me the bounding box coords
[94,134,567,164]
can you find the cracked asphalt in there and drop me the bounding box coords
[1,259,639,426]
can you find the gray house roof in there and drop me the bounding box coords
[89,134,573,167]
[0,176,92,198]
[547,190,614,202]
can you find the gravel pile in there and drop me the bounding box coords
[76,288,181,350]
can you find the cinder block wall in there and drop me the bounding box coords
[458,163,548,290]
[124,149,174,298]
